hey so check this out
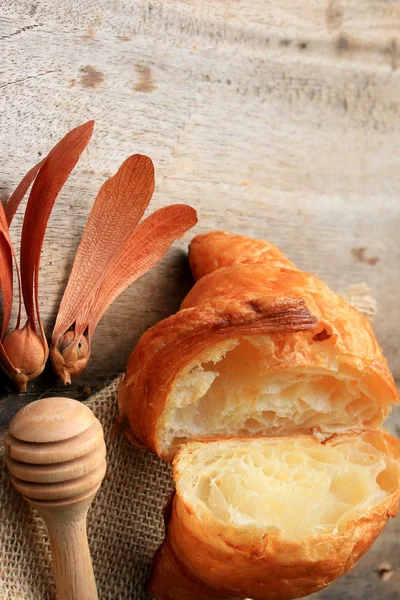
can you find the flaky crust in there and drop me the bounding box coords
[148,431,400,600]
[119,231,398,460]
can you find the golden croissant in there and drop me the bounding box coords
[118,231,400,600]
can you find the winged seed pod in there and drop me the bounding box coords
[51,154,197,384]
[0,121,94,391]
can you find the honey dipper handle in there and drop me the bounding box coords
[37,503,98,600]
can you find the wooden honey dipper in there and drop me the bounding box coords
[4,397,106,600]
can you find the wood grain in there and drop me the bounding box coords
[0,3,399,595]
[1,0,399,385]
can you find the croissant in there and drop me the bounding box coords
[118,231,400,599]
[148,432,400,600]
[119,231,397,460]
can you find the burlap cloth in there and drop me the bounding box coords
[0,284,377,600]
[0,379,173,600]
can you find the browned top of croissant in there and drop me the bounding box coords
[119,231,398,461]
[188,230,296,279]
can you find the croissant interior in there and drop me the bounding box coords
[160,335,388,456]
[177,434,400,541]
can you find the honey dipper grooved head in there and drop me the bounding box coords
[5,397,106,505]
[8,397,95,443]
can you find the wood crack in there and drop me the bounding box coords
[0,69,60,89]
[0,23,43,40]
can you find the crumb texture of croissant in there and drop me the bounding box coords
[178,435,399,539]
[160,335,392,456]
[148,432,400,600]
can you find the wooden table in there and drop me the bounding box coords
[1,1,399,598]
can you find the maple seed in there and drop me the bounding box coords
[2,320,46,392]
[51,152,198,384]
[0,120,94,392]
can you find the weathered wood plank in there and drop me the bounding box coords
[1,1,399,388]
[0,4,399,595]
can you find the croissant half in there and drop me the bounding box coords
[118,231,400,599]
[148,432,400,600]
[119,232,398,460]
